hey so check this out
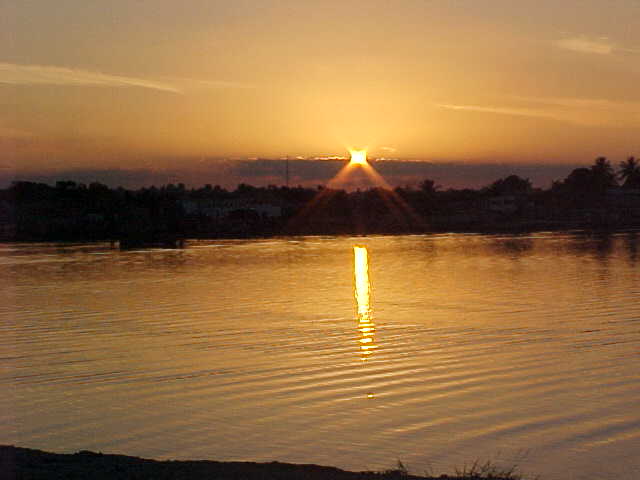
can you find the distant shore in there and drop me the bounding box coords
[0,445,527,480]
[4,169,639,244]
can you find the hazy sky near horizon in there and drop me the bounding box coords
[2,0,639,181]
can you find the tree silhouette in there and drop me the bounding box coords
[485,175,532,195]
[558,159,617,208]
[619,156,640,188]
[5,155,640,242]
[419,178,438,195]
[590,157,617,190]
[563,168,592,191]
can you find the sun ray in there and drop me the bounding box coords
[326,163,356,189]
[286,149,428,233]
[284,186,340,233]
[349,161,427,228]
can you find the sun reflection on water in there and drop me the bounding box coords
[354,245,376,361]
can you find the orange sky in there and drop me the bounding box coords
[2,0,639,180]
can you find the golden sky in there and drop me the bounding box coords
[2,0,639,178]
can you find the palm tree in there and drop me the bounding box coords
[590,156,617,190]
[592,156,615,178]
[619,156,640,188]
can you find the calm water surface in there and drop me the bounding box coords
[1,233,639,479]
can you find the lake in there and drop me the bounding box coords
[1,233,639,480]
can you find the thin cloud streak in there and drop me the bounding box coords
[438,97,640,127]
[554,35,640,56]
[437,104,558,121]
[512,95,640,112]
[0,62,181,93]
[170,77,256,90]
[0,125,33,139]
[555,36,615,55]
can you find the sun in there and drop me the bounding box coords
[349,149,367,165]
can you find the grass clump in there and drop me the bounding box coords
[453,459,525,479]
[378,458,536,480]
[379,459,410,477]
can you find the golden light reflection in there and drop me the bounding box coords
[354,245,377,361]
[349,149,368,165]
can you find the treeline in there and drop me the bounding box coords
[1,156,639,242]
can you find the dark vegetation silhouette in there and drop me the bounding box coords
[619,156,640,188]
[1,157,639,244]
[1,445,532,480]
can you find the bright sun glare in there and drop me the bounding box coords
[349,149,367,165]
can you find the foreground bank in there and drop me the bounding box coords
[0,446,527,480]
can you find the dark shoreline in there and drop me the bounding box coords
[0,445,524,480]
[4,223,640,246]
[4,170,640,245]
